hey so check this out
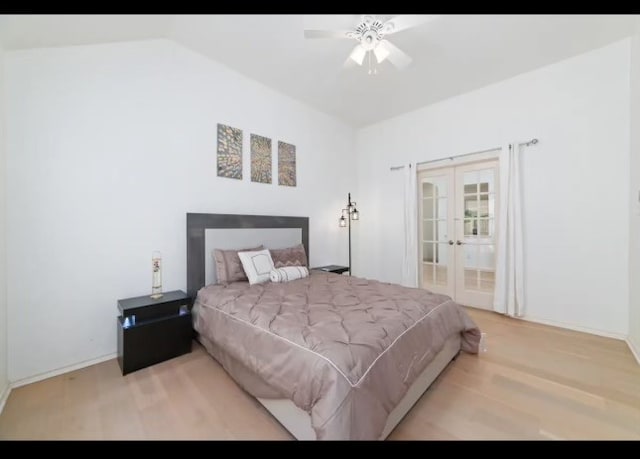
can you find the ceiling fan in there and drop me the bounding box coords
[304,15,438,72]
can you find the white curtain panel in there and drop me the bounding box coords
[493,143,525,316]
[401,163,419,288]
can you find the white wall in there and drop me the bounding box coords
[355,40,630,336]
[5,39,355,382]
[630,24,640,359]
[0,44,8,398]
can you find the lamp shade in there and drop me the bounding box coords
[349,45,367,66]
[374,45,390,64]
[351,208,359,220]
[339,215,347,227]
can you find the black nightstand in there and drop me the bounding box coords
[312,265,350,275]
[117,290,192,376]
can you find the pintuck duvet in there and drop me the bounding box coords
[193,271,481,440]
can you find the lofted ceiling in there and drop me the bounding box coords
[1,14,638,127]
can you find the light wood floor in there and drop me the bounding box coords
[1,308,639,440]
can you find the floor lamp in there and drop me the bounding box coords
[339,192,359,275]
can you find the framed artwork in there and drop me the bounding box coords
[250,134,272,184]
[278,141,296,187]
[217,123,243,179]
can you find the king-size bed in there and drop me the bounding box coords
[186,213,481,440]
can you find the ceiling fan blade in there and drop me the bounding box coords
[348,44,367,66]
[383,15,439,35]
[304,29,352,39]
[379,40,412,69]
[303,14,359,31]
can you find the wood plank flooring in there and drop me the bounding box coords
[1,308,639,440]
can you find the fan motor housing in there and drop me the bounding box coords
[361,30,379,50]
[354,19,385,50]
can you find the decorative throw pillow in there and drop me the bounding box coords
[238,249,276,285]
[269,244,308,268]
[269,266,310,283]
[213,245,264,284]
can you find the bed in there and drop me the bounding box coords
[187,213,481,440]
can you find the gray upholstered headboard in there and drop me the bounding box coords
[186,213,309,303]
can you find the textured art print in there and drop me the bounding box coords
[250,134,272,184]
[217,123,243,179]
[278,141,296,187]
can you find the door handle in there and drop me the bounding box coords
[456,240,464,245]
[448,240,454,245]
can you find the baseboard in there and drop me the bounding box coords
[519,315,627,341]
[0,383,11,416]
[10,352,117,389]
[627,337,640,365]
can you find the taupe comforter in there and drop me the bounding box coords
[193,271,480,440]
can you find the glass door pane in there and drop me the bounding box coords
[455,160,499,309]
[419,169,454,297]
[462,167,496,292]
[419,158,499,310]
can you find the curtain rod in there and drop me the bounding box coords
[389,138,539,171]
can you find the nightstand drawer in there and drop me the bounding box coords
[117,312,192,375]
[117,290,191,322]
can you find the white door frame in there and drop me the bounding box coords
[453,159,500,309]
[417,153,500,309]
[418,167,455,298]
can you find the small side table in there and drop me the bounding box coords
[312,265,350,275]
[117,290,192,376]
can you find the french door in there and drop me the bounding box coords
[418,160,499,309]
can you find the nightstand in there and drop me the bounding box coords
[312,265,350,275]
[117,290,192,376]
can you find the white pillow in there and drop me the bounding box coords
[238,249,275,285]
[270,266,309,283]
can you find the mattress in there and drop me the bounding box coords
[193,271,481,440]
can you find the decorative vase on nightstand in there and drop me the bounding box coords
[151,250,163,299]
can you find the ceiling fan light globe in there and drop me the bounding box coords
[349,45,367,66]
[374,45,390,64]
